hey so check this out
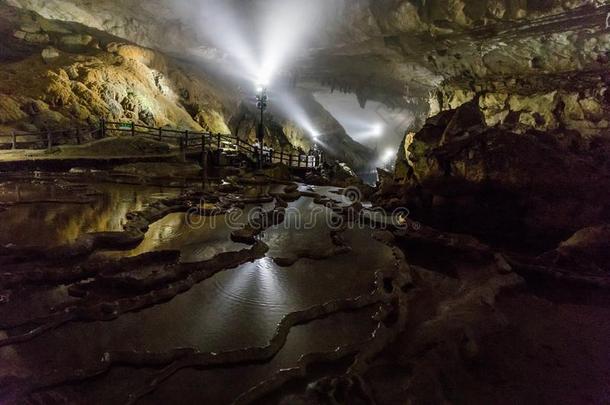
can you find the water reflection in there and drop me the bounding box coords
[104,211,248,263]
[211,257,287,312]
[1,183,395,404]
[0,180,180,248]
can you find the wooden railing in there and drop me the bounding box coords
[0,120,324,169]
[0,126,100,151]
[103,121,322,168]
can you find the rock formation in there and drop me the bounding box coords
[1,1,610,404]
[0,3,373,168]
[378,97,610,252]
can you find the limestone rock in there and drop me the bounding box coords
[107,43,157,66]
[41,47,60,61]
[536,224,610,275]
[0,95,27,124]
[21,99,49,115]
[13,30,49,44]
[19,22,41,33]
[32,109,68,129]
[59,34,94,48]
[385,99,610,248]
[579,97,604,122]
[558,225,610,259]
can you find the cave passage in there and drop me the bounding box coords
[1,1,610,404]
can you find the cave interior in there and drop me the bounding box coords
[0,0,609,404]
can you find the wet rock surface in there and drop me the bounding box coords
[1,165,605,405]
[1,1,609,402]
[383,98,610,252]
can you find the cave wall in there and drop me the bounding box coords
[371,0,610,185]
[0,4,234,136]
[5,0,609,175]
[430,80,609,137]
[5,0,193,52]
[351,1,610,248]
[0,3,369,169]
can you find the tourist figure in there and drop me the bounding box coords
[263,143,272,163]
[253,141,260,161]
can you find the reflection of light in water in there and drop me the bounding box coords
[121,214,187,256]
[106,211,248,263]
[212,258,286,311]
[0,182,181,248]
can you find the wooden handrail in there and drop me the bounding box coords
[1,119,323,168]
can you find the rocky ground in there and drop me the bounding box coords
[0,0,608,403]
[0,161,607,404]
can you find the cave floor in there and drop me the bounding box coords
[477,290,610,404]
[0,173,608,404]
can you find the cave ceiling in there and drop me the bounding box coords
[5,0,610,140]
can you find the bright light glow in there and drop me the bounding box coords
[382,148,395,163]
[174,0,334,88]
[372,123,384,137]
[257,0,327,86]
[256,77,270,87]
[274,92,321,144]
[354,123,385,139]
[313,91,416,153]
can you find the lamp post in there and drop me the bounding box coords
[256,87,268,169]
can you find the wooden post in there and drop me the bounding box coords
[217,134,222,165]
[47,131,52,151]
[306,155,309,168]
[11,131,16,150]
[131,122,136,137]
[185,130,189,149]
[279,148,284,164]
[179,134,186,162]
[100,118,106,138]
[288,154,293,167]
[75,128,81,145]
[158,127,162,141]
[236,137,240,152]
[201,134,208,189]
